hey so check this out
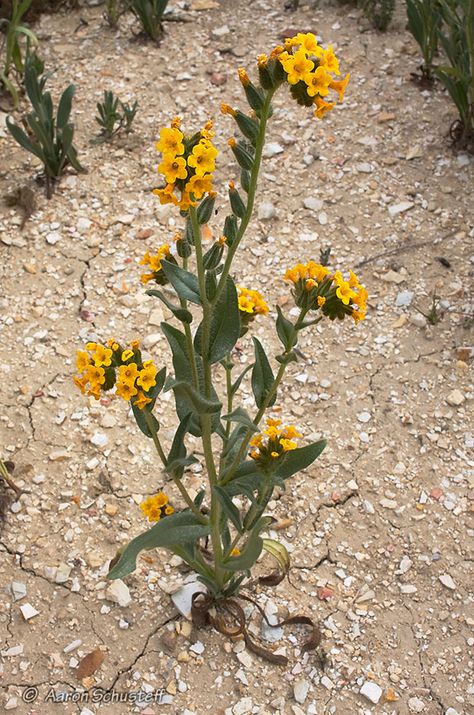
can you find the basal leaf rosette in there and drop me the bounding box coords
[153,117,218,211]
[285,262,368,323]
[73,339,163,409]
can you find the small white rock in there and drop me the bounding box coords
[293,678,310,704]
[189,641,205,655]
[263,142,284,157]
[357,410,371,423]
[20,603,39,620]
[258,201,277,220]
[438,573,456,590]
[446,389,465,407]
[360,681,382,704]
[233,697,253,715]
[9,581,27,601]
[399,556,413,574]
[408,696,426,712]
[388,201,414,218]
[106,579,132,607]
[303,197,323,212]
[63,639,82,654]
[90,431,108,447]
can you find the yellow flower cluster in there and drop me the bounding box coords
[73,340,159,408]
[250,418,301,466]
[140,492,174,523]
[139,244,172,285]
[153,117,218,211]
[271,32,349,119]
[237,286,269,316]
[285,262,368,323]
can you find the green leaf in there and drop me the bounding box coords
[275,306,296,351]
[222,515,271,571]
[207,276,241,363]
[222,407,258,432]
[6,118,43,159]
[170,380,222,415]
[275,440,326,480]
[213,486,242,533]
[146,289,193,324]
[57,84,75,129]
[231,362,254,397]
[251,337,276,408]
[131,405,160,439]
[262,538,290,572]
[161,260,202,305]
[222,471,262,499]
[167,413,192,466]
[162,323,221,436]
[108,511,211,580]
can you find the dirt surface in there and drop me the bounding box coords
[0,1,473,714]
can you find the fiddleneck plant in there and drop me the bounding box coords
[74,32,365,635]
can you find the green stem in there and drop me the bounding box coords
[189,205,224,588]
[220,309,315,486]
[211,88,276,308]
[142,409,206,523]
[181,255,199,389]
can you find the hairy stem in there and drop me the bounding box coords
[212,88,276,308]
[142,409,206,522]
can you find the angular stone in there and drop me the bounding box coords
[106,579,132,607]
[360,681,382,704]
[388,201,414,218]
[446,389,465,407]
[438,573,456,590]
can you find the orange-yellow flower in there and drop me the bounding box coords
[186,173,213,200]
[156,127,184,157]
[158,155,188,184]
[329,73,350,102]
[280,47,315,85]
[305,66,332,98]
[115,380,138,401]
[320,45,340,75]
[76,351,90,373]
[314,96,336,119]
[186,139,218,177]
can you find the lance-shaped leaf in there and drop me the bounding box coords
[170,380,222,415]
[222,407,259,432]
[146,289,193,324]
[108,512,211,580]
[251,337,276,408]
[222,516,271,571]
[213,486,242,533]
[275,440,326,480]
[262,538,290,572]
[231,363,254,396]
[195,277,240,364]
[161,260,201,305]
[275,306,296,351]
[130,366,166,438]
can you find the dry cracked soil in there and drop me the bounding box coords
[0,1,473,714]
